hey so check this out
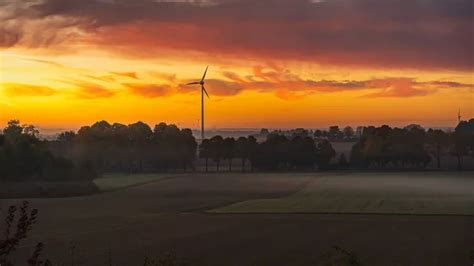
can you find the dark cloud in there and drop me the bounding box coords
[0,27,21,47]
[1,0,471,70]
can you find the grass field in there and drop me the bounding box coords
[93,173,178,192]
[212,172,474,215]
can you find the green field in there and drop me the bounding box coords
[212,172,474,215]
[93,173,178,192]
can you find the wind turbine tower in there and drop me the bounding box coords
[187,66,210,139]
[458,107,461,123]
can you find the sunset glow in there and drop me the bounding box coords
[1,0,472,130]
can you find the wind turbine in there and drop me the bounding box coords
[187,66,209,139]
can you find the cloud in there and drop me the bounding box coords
[5,66,468,100]
[21,57,66,68]
[123,65,473,100]
[178,79,244,96]
[1,83,57,97]
[363,78,431,98]
[428,81,474,89]
[2,0,472,70]
[217,67,370,96]
[125,83,173,97]
[72,81,116,99]
[0,27,21,47]
[110,72,138,79]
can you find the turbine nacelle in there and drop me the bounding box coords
[186,66,209,98]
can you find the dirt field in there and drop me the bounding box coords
[2,173,473,265]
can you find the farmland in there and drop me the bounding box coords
[2,172,473,265]
[213,172,474,215]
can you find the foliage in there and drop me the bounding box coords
[351,125,431,169]
[51,121,197,173]
[351,120,474,170]
[0,120,95,181]
[200,134,336,171]
[0,201,50,266]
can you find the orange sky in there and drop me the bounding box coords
[0,0,473,131]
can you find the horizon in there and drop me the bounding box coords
[27,121,461,137]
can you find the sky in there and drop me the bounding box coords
[0,0,473,131]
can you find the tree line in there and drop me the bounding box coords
[350,120,474,169]
[199,134,336,172]
[0,120,96,181]
[1,119,473,181]
[259,126,358,142]
[49,121,198,173]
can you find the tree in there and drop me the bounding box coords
[235,137,248,172]
[328,126,343,141]
[3,120,23,140]
[223,137,235,172]
[451,131,469,170]
[343,126,354,140]
[246,136,258,171]
[0,120,94,181]
[314,130,323,138]
[288,136,317,169]
[316,140,336,169]
[209,136,224,172]
[199,139,211,172]
[22,125,39,137]
[260,128,269,136]
[57,131,76,143]
[426,129,448,168]
[339,154,348,169]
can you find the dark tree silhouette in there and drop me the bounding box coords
[451,119,474,170]
[328,126,343,141]
[223,137,235,172]
[0,120,94,181]
[315,140,336,169]
[235,137,248,172]
[427,129,448,168]
[53,121,197,173]
[338,154,349,169]
[209,136,225,172]
[343,126,355,140]
[351,125,432,169]
[199,139,211,172]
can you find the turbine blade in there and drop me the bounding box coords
[201,66,209,82]
[186,81,200,85]
[202,86,210,98]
